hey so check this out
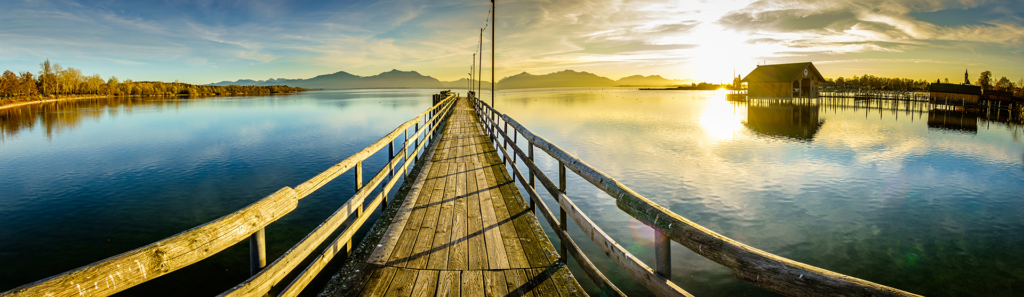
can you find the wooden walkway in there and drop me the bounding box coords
[320,97,585,297]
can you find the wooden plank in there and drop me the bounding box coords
[387,163,447,267]
[524,268,561,297]
[361,266,399,297]
[549,266,586,297]
[475,155,510,269]
[489,156,556,268]
[482,270,508,297]
[383,268,418,297]
[409,270,438,297]
[481,163,531,269]
[0,187,298,297]
[465,161,487,270]
[437,271,461,297]
[426,161,459,270]
[460,270,483,297]
[405,162,453,269]
[367,161,435,265]
[447,162,469,270]
[504,269,534,297]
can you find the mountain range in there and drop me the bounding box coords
[210,69,693,90]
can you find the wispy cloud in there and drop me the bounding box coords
[0,0,1021,84]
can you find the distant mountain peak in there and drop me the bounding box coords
[211,68,690,90]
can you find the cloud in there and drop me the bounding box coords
[717,0,1024,51]
[1,0,1021,83]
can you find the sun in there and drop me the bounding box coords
[682,23,785,83]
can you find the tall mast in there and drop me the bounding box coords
[479,28,483,97]
[471,53,475,95]
[491,0,495,107]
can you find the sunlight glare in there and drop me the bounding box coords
[699,90,746,141]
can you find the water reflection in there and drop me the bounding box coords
[744,99,824,141]
[927,109,977,133]
[0,96,268,142]
[491,89,1024,297]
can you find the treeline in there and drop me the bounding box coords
[822,71,1024,97]
[823,75,931,91]
[975,70,1022,96]
[1,59,304,101]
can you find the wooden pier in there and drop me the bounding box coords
[319,96,584,296]
[1,92,927,297]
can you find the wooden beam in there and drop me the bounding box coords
[0,187,298,297]
[487,102,922,297]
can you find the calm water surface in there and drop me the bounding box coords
[0,90,438,296]
[483,89,1024,296]
[2,89,1023,296]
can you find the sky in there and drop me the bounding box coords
[1,0,1022,84]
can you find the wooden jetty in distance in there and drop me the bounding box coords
[1,92,925,297]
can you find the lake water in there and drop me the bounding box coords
[2,89,1023,296]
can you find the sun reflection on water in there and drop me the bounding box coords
[698,90,746,141]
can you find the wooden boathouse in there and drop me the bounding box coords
[0,93,922,297]
[928,83,981,106]
[742,62,824,99]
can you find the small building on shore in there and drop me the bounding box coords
[928,83,981,106]
[742,62,824,99]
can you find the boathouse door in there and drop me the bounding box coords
[801,78,810,98]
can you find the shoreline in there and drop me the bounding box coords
[0,95,113,111]
[0,92,304,111]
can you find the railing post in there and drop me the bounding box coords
[655,229,671,278]
[503,121,509,165]
[249,228,266,276]
[386,142,393,210]
[404,131,409,178]
[414,122,420,163]
[512,130,517,164]
[356,160,363,191]
[528,143,536,213]
[558,161,567,262]
[349,161,364,255]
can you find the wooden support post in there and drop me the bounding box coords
[404,131,409,178]
[355,161,363,191]
[249,228,266,276]
[558,161,567,261]
[503,121,509,165]
[655,229,671,278]
[389,141,395,175]
[414,122,420,163]
[528,143,535,213]
[512,130,518,164]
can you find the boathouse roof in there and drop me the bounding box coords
[928,83,981,95]
[742,62,824,83]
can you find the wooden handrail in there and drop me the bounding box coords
[474,98,921,297]
[0,187,299,297]
[475,100,626,296]
[0,93,458,297]
[275,94,458,297]
[475,99,687,297]
[222,93,458,297]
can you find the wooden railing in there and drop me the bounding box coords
[0,92,458,297]
[472,97,923,297]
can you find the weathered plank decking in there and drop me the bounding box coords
[320,97,585,297]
